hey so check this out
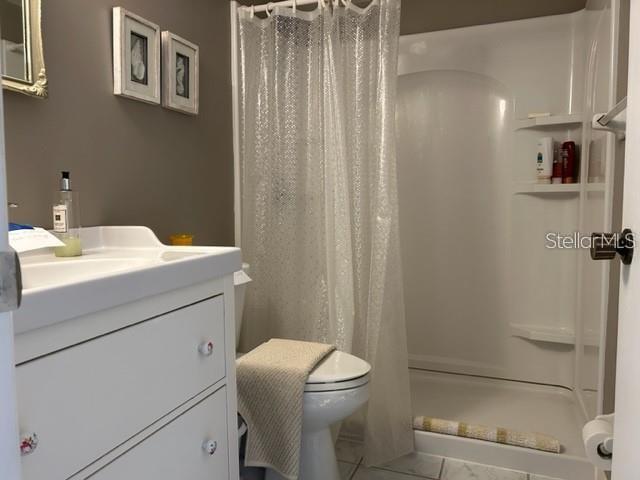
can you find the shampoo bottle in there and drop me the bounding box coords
[53,171,82,257]
[536,137,553,184]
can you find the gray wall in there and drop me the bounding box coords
[238,0,587,34]
[399,0,586,35]
[4,0,234,246]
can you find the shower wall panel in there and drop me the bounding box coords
[397,13,586,387]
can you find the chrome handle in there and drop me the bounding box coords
[202,439,217,455]
[198,341,214,356]
[591,229,634,265]
[20,432,38,456]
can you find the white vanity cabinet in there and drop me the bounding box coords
[12,226,241,480]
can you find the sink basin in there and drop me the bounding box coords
[21,257,156,290]
[21,251,212,290]
[14,226,241,335]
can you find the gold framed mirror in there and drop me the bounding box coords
[1,0,47,98]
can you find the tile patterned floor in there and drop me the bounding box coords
[239,439,565,480]
[335,439,565,480]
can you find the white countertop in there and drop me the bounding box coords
[13,226,241,334]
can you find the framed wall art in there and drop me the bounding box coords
[113,7,161,104]
[162,31,199,115]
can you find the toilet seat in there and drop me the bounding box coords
[304,351,371,392]
[238,349,371,392]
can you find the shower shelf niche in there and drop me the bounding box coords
[513,183,580,194]
[514,113,583,130]
[512,182,605,195]
[509,323,598,346]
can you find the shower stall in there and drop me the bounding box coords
[231,0,628,478]
[396,1,626,479]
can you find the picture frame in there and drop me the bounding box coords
[161,31,199,115]
[112,7,160,104]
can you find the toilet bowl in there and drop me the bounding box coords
[263,350,371,480]
[298,351,370,480]
[234,266,371,480]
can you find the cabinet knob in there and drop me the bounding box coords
[198,341,214,356]
[20,432,38,456]
[202,439,217,455]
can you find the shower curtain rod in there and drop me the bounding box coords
[239,0,350,14]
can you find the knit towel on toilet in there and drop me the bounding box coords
[237,338,336,480]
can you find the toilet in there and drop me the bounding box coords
[234,264,371,480]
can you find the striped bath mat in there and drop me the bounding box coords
[413,416,561,453]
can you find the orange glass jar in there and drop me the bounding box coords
[169,234,194,246]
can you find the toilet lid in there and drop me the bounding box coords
[306,351,371,385]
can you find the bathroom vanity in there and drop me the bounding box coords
[12,227,241,480]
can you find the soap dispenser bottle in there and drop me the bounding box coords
[52,171,82,257]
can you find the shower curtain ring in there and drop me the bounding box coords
[250,5,255,18]
[266,2,274,16]
[292,0,297,13]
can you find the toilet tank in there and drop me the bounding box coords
[233,263,251,350]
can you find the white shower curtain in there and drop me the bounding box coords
[238,0,413,465]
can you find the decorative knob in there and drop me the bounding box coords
[198,341,214,356]
[202,439,217,455]
[20,432,38,456]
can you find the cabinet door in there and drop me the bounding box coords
[90,387,229,479]
[18,295,225,480]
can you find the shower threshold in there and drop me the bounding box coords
[410,369,593,480]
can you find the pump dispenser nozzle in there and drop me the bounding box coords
[60,171,71,191]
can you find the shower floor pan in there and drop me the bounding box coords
[410,369,594,480]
